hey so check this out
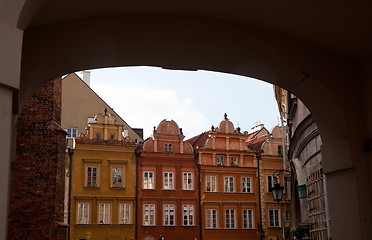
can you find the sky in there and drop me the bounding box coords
[78,66,280,139]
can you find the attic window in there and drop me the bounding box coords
[110,134,115,140]
[165,143,173,152]
[217,155,224,166]
[96,133,101,139]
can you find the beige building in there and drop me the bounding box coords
[274,86,331,239]
[61,73,143,143]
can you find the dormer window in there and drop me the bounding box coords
[217,155,224,166]
[165,143,173,152]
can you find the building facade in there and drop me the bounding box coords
[188,115,259,240]
[70,112,138,240]
[274,86,331,239]
[137,120,200,240]
[61,73,143,143]
[246,125,289,240]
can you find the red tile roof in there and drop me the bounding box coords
[243,130,259,142]
[75,137,138,147]
[186,131,210,148]
[246,134,268,153]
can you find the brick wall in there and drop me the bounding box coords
[7,78,68,240]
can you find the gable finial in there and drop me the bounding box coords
[224,113,228,120]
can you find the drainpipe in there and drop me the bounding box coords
[280,112,287,170]
[256,136,270,240]
[135,144,141,240]
[256,152,264,240]
[194,148,202,240]
[67,138,75,240]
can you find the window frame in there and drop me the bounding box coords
[206,176,217,192]
[164,143,173,152]
[77,202,89,224]
[217,155,225,166]
[143,204,156,226]
[143,171,155,189]
[98,203,111,224]
[183,172,193,190]
[224,176,235,193]
[268,209,281,227]
[111,166,124,188]
[230,156,238,166]
[163,172,174,190]
[183,204,194,226]
[267,175,278,193]
[206,209,217,229]
[163,204,175,226]
[242,177,252,193]
[66,128,78,138]
[225,209,236,229]
[119,203,131,224]
[243,209,254,229]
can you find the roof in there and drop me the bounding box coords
[75,137,138,147]
[243,130,259,142]
[186,131,210,148]
[246,134,268,153]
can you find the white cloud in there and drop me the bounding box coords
[90,83,210,139]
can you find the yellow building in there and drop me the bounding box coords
[246,125,289,240]
[70,111,138,240]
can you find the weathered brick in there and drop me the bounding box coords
[7,78,68,240]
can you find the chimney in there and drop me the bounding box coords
[82,70,91,86]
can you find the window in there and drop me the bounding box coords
[120,204,131,224]
[278,145,283,155]
[66,128,78,138]
[183,172,193,190]
[112,167,123,187]
[144,171,154,189]
[206,176,217,192]
[98,203,110,224]
[269,209,280,227]
[230,156,238,166]
[242,177,251,193]
[164,143,173,152]
[77,203,89,224]
[243,209,254,229]
[163,172,174,189]
[224,176,234,192]
[217,155,224,166]
[183,205,194,226]
[87,166,98,187]
[163,204,175,226]
[110,134,115,140]
[267,175,278,193]
[96,133,101,139]
[284,176,290,194]
[206,209,217,228]
[143,204,155,225]
[225,209,236,229]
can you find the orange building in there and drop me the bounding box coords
[187,114,260,240]
[137,120,200,240]
[246,125,289,240]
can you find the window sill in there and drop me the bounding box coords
[111,186,126,189]
[84,186,100,189]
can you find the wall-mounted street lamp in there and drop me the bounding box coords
[272,169,290,203]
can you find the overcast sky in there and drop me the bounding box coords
[79,66,280,139]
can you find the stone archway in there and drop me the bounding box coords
[0,1,371,239]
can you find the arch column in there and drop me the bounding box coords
[0,18,23,240]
